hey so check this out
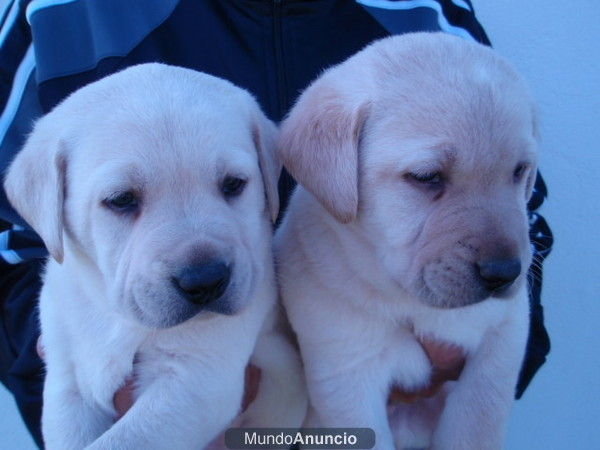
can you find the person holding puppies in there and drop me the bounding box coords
[0,0,551,447]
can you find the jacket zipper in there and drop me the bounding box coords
[273,0,287,120]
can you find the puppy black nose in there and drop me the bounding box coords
[477,259,521,292]
[173,262,231,305]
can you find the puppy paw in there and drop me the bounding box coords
[389,338,432,392]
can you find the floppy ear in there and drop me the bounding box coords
[278,76,369,223]
[4,116,67,263]
[253,114,281,223]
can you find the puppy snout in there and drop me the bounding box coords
[173,262,231,305]
[476,259,521,292]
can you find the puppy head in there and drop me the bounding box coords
[279,33,538,308]
[4,63,280,327]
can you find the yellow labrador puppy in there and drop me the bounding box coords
[275,33,538,449]
[5,64,306,449]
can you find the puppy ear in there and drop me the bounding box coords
[278,76,369,223]
[4,117,67,263]
[253,115,281,223]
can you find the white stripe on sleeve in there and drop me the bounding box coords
[356,0,476,41]
[0,0,19,48]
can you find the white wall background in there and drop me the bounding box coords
[0,387,36,448]
[0,1,598,449]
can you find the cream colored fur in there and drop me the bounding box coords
[276,33,537,449]
[4,63,307,449]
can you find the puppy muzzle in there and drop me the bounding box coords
[172,262,232,306]
[476,258,521,293]
[171,260,239,316]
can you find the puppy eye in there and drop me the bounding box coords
[221,176,247,197]
[405,172,443,185]
[513,163,528,182]
[103,191,139,212]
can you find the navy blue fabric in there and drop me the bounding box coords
[0,2,14,30]
[29,0,180,82]
[0,72,43,227]
[0,1,31,109]
[362,6,446,35]
[0,257,44,448]
[0,0,551,445]
[518,203,553,398]
[436,0,491,44]
[35,0,389,212]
